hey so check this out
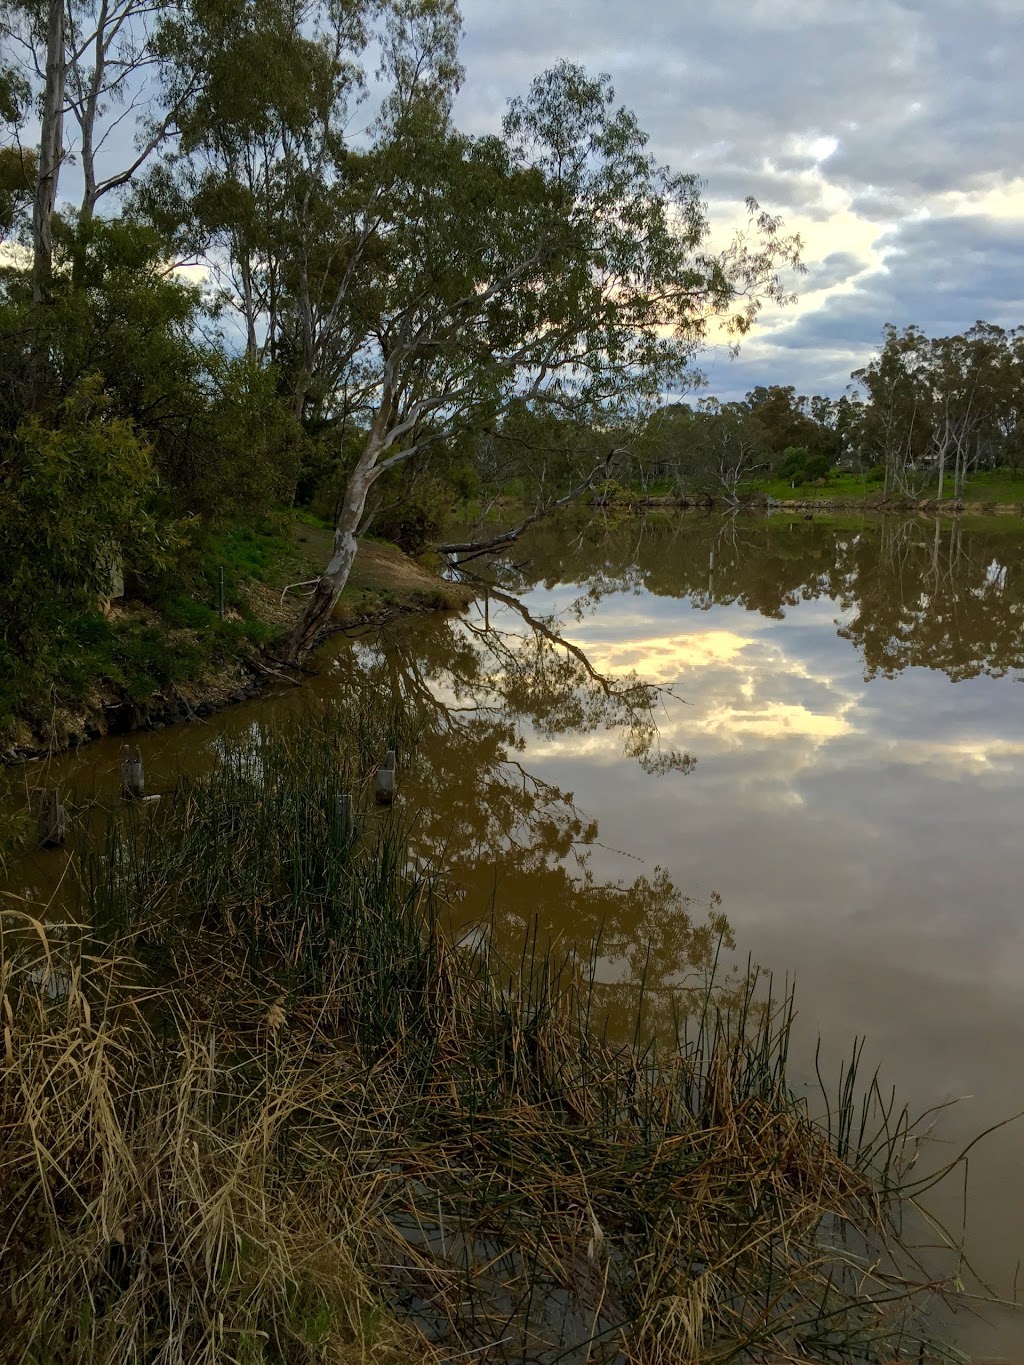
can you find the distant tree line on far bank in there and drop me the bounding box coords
[633,321,1024,501]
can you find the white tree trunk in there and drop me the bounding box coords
[32,0,65,304]
[285,440,382,659]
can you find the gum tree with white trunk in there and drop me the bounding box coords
[285,60,803,660]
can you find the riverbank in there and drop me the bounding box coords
[0,715,960,1363]
[1,516,473,763]
[615,490,1024,515]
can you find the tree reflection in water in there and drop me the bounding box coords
[324,587,730,1041]
[514,509,1024,681]
[326,509,1024,1034]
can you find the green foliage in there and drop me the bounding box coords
[294,421,366,518]
[746,385,840,462]
[0,381,174,718]
[51,612,205,705]
[0,218,301,522]
[370,474,453,554]
[0,145,33,241]
[850,321,1024,497]
[195,355,301,517]
[777,447,809,482]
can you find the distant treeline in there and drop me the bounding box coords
[633,321,1024,499]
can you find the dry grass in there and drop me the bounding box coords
[0,914,438,1365]
[0,714,963,1363]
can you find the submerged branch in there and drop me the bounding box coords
[434,447,628,563]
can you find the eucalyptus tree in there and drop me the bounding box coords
[1,0,194,296]
[741,385,843,467]
[916,325,1007,499]
[850,324,930,494]
[0,55,32,243]
[5,0,64,302]
[285,61,802,658]
[146,0,462,418]
[686,401,771,499]
[852,321,1024,497]
[996,327,1024,476]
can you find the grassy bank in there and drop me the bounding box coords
[0,712,965,1363]
[1,512,472,760]
[618,467,1024,511]
[755,468,1024,505]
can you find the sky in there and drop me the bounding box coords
[452,0,1024,404]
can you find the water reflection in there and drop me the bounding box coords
[512,511,1024,682]
[452,510,1024,1359]
[8,511,1024,1355]
[323,607,731,1037]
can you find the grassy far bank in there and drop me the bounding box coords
[747,467,1024,506]
[610,468,1024,507]
[0,713,967,1364]
[756,467,1024,505]
[0,511,472,758]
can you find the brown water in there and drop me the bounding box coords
[8,511,1024,1359]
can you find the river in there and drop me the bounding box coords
[8,510,1024,1360]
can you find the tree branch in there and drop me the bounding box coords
[434,446,627,561]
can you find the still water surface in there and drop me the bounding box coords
[10,512,1024,1358]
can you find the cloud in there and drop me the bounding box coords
[456,0,1024,399]
[698,211,1024,400]
[804,251,866,294]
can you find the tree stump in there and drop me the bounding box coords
[38,790,66,848]
[121,745,144,799]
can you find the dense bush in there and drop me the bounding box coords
[370,475,453,554]
[0,380,174,721]
[776,447,830,484]
[804,452,830,481]
[776,447,809,482]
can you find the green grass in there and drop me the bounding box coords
[757,470,887,500]
[1,500,459,748]
[199,521,296,604]
[619,468,1024,506]
[755,467,1024,505]
[0,521,288,745]
[956,468,1024,502]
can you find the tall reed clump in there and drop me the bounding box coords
[1,713,961,1364]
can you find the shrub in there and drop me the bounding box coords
[776,447,808,482]
[0,380,176,726]
[371,477,453,554]
[804,453,830,482]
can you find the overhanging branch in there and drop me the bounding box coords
[434,446,628,563]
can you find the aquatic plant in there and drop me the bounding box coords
[0,716,964,1363]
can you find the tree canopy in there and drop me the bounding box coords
[1,0,1021,729]
[0,0,808,698]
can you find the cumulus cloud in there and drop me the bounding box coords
[456,0,1024,399]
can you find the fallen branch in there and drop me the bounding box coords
[434,447,627,564]
[279,579,320,605]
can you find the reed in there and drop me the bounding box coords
[0,715,961,1363]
